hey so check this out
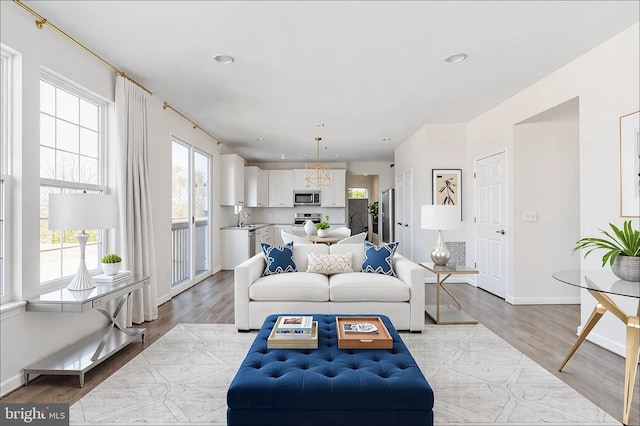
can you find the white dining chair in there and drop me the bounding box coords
[330,227,351,237]
[336,232,367,244]
[281,230,312,245]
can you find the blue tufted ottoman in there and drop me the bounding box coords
[227,314,434,426]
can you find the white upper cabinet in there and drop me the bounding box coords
[220,154,245,206]
[244,166,268,207]
[268,170,294,207]
[293,169,312,190]
[321,169,346,207]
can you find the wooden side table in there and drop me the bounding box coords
[420,263,479,325]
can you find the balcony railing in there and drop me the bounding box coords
[171,218,209,287]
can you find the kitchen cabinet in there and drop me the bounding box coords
[220,154,245,206]
[255,225,274,252]
[245,166,268,207]
[268,170,294,207]
[293,169,312,190]
[274,225,293,245]
[221,228,250,270]
[321,169,346,207]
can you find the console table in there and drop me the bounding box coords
[553,269,639,426]
[24,275,149,387]
[420,263,478,324]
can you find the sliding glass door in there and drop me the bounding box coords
[171,137,211,296]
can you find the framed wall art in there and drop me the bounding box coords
[620,110,639,218]
[432,169,462,220]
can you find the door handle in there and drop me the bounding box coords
[404,224,409,227]
[496,229,505,235]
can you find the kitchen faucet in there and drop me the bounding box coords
[237,208,250,227]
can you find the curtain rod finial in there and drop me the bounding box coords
[163,102,170,110]
[35,18,46,29]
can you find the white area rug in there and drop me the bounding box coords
[70,323,619,425]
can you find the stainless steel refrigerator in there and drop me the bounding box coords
[380,188,395,243]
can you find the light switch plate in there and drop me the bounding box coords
[523,211,538,222]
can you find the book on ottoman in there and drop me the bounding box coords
[274,315,313,335]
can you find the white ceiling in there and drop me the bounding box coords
[17,1,640,162]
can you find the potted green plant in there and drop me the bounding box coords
[572,220,639,281]
[101,253,122,276]
[315,215,331,238]
[368,201,379,233]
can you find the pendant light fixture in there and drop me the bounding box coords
[304,137,331,187]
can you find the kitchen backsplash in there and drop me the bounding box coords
[249,206,346,225]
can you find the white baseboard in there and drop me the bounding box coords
[578,326,627,359]
[506,296,581,305]
[1,372,24,398]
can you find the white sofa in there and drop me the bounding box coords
[234,243,425,331]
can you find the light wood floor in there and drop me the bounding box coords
[2,271,638,425]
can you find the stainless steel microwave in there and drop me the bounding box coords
[294,191,320,206]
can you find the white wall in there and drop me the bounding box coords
[465,23,639,356]
[394,123,467,265]
[512,98,581,303]
[0,2,231,394]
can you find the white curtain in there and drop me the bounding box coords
[115,76,158,324]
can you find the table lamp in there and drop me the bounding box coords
[421,205,460,266]
[48,193,118,291]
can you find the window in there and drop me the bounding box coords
[348,187,368,199]
[39,72,107,285]
[0,47,11,303]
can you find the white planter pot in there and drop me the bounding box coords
[317,229,329,238]
[102,262,121,276]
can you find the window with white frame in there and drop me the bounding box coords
[0,48,11,303]
[39,72,107,285]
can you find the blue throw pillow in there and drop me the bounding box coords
[261,242,297,276]
[362,241,398,276]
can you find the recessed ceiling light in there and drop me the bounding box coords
[256,137,264,141]
[315,123,325,127]
[304,154,309,158]
[381,138,391,142]
[444,53,467,63]
[335,154,340,157]
[280,154,286,160]
[213,54,235,64]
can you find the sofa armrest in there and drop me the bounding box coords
[393,254,425,332]
[234,253,266,330]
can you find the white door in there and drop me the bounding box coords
[475,152,507,298]
[395,170,413,260]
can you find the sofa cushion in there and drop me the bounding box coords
[307,252,353,275]
[261,242,296,275]
[250,272,329,302]
[329,273,410,302]
[292,243,330,272]
[362,241,398,276]
[329,244,365,272]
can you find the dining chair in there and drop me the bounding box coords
[336,232,367,244]
[281,230,312,245]
[330,227,351,237]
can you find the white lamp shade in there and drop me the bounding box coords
[49,193,118,230]
[421,205,460,230]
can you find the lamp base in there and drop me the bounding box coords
[67,231,96,291]
[68,260,96,291]
[431,230,450,266]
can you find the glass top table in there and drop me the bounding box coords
[552,269,639,298]
[552,269,639,425]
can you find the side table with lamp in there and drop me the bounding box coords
[420,205,478,324]
[23,193,148,387]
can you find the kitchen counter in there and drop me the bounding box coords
[221,223,271,230]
